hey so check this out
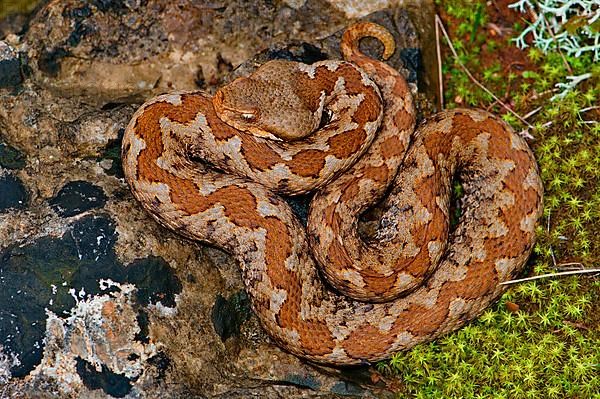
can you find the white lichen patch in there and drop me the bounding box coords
[149,297,179,317]
[30,282,157,395]
[0,345,20,385]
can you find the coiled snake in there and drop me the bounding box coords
[122,22,543,365]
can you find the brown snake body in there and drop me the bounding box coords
[122,23,543,365]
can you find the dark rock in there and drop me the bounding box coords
[0,215,118,376]
[70,214,117,262]
[147,352,171,380]
[134,310,150,343]
[37,47,70,77]
[0,213,181,377]
[98,128,125,177]
[91,0,128,14]
[0,142,26,169]
[0,173,27,211]
[211,291,252,341]
[63,4,93,20]
[284,373,322,390]
[76,356,132,398]
[125,256,182,307]
[330,380,366,396]
[62,4,95,47]
[0,244,47,377]
[399,48,422,83]
[0,41,21,88]
[265,42,329,64]
[67,19,93,47]
[49,180,108,217]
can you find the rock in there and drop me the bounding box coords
[49,180,108,217]
[211,291,252,341]
[75,357,133,398]
[0,14,29,39]
[0,141,27,169]
[0,173,28,211]
[23,0,345,104]
[125,256,183,308]
[0,41,21,88]
[325,0,418,18]
[34,282,154,398]
[0,1,436,397]
[22,0,437,105]
[0,214,181,382]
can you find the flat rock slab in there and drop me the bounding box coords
[0,1,435,398]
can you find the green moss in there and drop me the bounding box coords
[383,1,599,397]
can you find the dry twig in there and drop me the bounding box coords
[434,15,534,130]
[501,269,600,285]
[435,14,444,110]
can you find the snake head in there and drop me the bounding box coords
[213,87,276,140]
[213,60,324,141]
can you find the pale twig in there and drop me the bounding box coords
[500,269,600,285]
[528,88,559,101]
[579,106,600,113]
[543,17,573,74]
[549,247,558,267]
[434,15,534,130]
[435,14,444,110]
[522,106,542,120]
[486,99,501,111]
[556,262,585,270]
[546,212,558,268]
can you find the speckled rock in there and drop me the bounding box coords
[325,0,429,19]
[0,1,435,398]
[22,0,438,105]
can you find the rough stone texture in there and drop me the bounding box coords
[0,1,436,398]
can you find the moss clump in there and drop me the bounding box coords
[380,1,600,397]
[0,0,41,19]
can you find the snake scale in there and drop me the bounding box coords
[122,22,543,365]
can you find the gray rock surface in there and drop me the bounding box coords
[0,1,435,397]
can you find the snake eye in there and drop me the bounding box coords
[242,113,256,120]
